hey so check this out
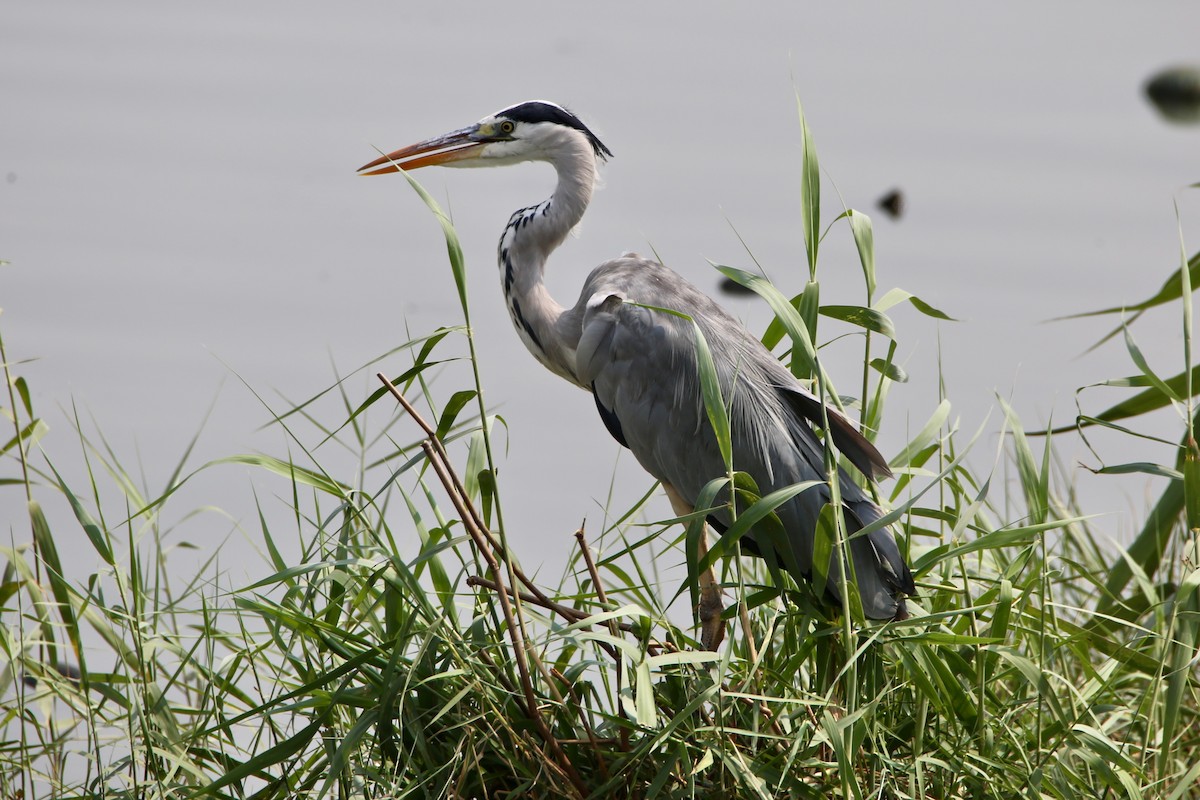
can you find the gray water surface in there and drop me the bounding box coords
[4,1,1199,581]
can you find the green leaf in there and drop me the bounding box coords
[712,265,821,381]
[758,295,801,352]
[634,656,657,728]
[875,287,958,321]
[560,604,653,634]
[14,375,33,416]
[215,454,351,496]
[847,209,876,298]
[290,328,458,432]
[1179,216,1193,417]
[907,294,957,321]
[1094,461,1182,481]
[1073,724,1139,774]
[27,501,65,665]
[1162,567,1200,777]
[693,322,733,471]
[476,466,497,527]
[0,418,48,457]
[898,642,979,729]
[913,518,1088,572]
[797,93,820,280]
[889,399,951,469]
[1169,764,1200,800]
[810,503,838,600]
[46,461,114,565]
[798,281,821,365]
[318,347,458,441]
[1123,324,1181,404]
[820,304,896,338]
[698,479,822,576]
[435,389,478,440]
[999,396,1048,524]
[389,167,471,318]
[1056,363,1200,435]
[895,632,1004,646]
[1060,249,1200,320]
[869,357,908,383]
[645,650,722,669]
[679,475,732,611]
[463,428,489,502]
[992,648,1069,727]
[195,709,333,797]
[1094,419,1193,620]
[984,578,1013,679]
[1186,441,1200,533]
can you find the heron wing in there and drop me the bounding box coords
[573,256,913,618]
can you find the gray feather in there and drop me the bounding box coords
[572,256,913,619]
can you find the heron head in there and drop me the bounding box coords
[358,100,612,176]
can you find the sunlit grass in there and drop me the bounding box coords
[2,104,1198,799]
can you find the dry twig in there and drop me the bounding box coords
[378,373,587,799]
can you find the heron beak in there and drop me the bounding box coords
[357,126,485,175]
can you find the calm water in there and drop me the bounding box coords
[4,2,1199,581]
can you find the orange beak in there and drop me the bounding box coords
[357,126,486,175]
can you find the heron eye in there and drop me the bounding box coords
[499,120,515,135]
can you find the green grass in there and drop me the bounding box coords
[2,104,1199,799]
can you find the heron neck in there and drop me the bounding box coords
[497,142,597,384]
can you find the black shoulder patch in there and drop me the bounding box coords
[498,101,614,161]
[777,385,892,480]
[592,385,628,449]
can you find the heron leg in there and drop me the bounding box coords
[664,484,725,651]
[694,533,726,650]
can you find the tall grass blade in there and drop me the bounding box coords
[712,265,821,384]
[1122,324,1182,405]
[799,281,821,365]
[1060,250,1200,320]
[1055,364,1200,433]
[847,209,876,298]
[692,321,733,471]
[214,454,350,496]
[26,501,67,666]
[999,397,1049,524]
[796,94,820,280]
[1185,441,1200,534]
[384,164,470,316]
[1095,436,1188,618]
[1160,566,1200,779]
[44,460,114,565]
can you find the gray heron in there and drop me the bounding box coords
[359,101,914,644]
